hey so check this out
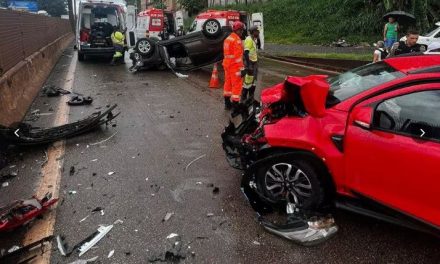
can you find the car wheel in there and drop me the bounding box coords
[135,38,155,56]
[78,52,85,61]
[202,19,222,38]
[256,158,326,210]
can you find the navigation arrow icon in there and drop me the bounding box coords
[14,129,20,138]
[420,129,425,138]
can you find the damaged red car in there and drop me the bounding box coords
[222,54,440,237]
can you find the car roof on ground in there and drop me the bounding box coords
[384,54,440,74]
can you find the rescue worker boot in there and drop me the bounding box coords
[224,97,232,110]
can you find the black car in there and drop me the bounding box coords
[129,19,231,72]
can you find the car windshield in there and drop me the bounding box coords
[424,25,440,37]
[326,62,405,106]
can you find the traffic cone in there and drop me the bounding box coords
[209,63,220,89]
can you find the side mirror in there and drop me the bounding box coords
[351,106,373,130]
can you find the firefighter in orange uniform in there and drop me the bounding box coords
[222,21,245,113]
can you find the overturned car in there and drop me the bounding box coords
[129,19,231,72]
[222,54,440,244]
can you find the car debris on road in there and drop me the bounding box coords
[0,104,119,146]
[0,236,53,263]
[0,193,58,232]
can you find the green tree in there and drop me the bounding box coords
[178,0,207,15]
[37,0,67,17]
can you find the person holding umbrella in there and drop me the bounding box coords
[383,16,399,50]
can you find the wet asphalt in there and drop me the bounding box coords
[1,46,440,264]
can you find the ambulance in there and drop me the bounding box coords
[189,10,264,49]
[134,8,184,40]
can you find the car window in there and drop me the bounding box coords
[373,90,440,141]
[424,26,440,37]
[326,62,405,106]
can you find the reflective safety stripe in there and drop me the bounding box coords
[224,91,232,96]
[231,95,240,101]
[235,58,242,63]
[224,55,235,59]
[113,51,123,58]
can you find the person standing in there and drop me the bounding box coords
[389,30,425,56]
[242,25,260,101]
[110,27,125,65]
[373,40,387,62]
[222,21,245,112]
[383,16,399,50]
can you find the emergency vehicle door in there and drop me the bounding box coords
[126,5,137,48]
[251,13,264,50]
[175,10,184,34]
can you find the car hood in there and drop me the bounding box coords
[261,75,330,118]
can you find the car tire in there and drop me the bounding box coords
[78,52,85,62]
[202,19,222,38]
[135,38,155,56]
[256,157,326,210]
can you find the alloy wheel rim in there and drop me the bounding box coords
[138,41,151,53]
[264,163,313,206]
[206,21,218,34]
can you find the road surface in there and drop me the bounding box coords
[0,46,439,264]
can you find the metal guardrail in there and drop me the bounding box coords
[0,9,72,76]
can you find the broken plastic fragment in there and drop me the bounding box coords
[166,233,179,239]
[69,190,77,195]
[56,235,68,256]
[78,225,113,256]
[113,219,124,225]
[2,182,9,187]
[252,240,261,246]
[107,250,115,258]
[206,213,214,217]
[162,212,174,222]
[80,215,90,223]
[108,172,115,176]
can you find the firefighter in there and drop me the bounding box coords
[222,21,245,112]
[242,25,260,101]
[110,27,125,65]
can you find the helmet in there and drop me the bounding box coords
[232,21,245,31]
[114,31,124,41]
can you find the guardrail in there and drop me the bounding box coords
[0,9,72,76]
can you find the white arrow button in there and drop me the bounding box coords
[14,129,20,138]
[420,129,425,138]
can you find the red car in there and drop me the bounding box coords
[222,54,440,235]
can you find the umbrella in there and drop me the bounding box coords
[383,11,416,25]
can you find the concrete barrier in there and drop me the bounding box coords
[0,33,74,127]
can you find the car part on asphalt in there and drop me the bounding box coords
[67,96,93,106]
[259,209,338,246]
[0,104,120,146]
[78,225,113,256]
[0,193,58,232]
[43,85,71,97]
[0,236,53,263]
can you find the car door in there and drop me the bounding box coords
[343,84,440,228]
[251,13,264,50]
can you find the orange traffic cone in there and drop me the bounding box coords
[209,63,220,89]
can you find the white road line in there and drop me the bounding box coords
[21,52,77,264]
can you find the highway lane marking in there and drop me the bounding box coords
[21,52,77,264]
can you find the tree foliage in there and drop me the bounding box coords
[37,0,67,17]
[178,0,206,16]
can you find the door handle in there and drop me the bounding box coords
[354,120,371,130]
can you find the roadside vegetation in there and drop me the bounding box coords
[207,0,440,45]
